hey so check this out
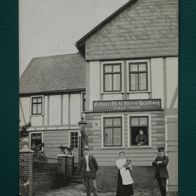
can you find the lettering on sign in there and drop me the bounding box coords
[93,99,161,112]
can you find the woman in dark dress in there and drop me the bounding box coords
[116,151,134,196]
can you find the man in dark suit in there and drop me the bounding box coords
[79,146,98,196]
[152,147,169,196]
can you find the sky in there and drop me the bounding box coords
[19,0,129,76]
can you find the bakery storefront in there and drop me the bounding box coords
[85,99,165,191]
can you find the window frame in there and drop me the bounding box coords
[126,60,150,93]
[31,96,44,116]
[29,131,44,151]
[101,115,124,148]
[128,114,151,148]
[101,61,124,93]
[69,130,79,148]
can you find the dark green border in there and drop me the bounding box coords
[0,0,18,195]
[179,0,196,195]
[0,0,196,195]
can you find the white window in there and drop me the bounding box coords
[103,116,123,147]
[127,60,150,93]
[129,116,150,146]
[30,132,43,151]
[129,63,148,91]
[102,62,123,92]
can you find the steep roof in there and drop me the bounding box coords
[20,53,86,95]
[76,0,178,60]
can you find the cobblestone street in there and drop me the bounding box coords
[35,183,177,196]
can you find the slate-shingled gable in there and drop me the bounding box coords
[20,53,86,95]
[77,0,178,60]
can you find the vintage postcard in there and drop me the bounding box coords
[19,0,178,195]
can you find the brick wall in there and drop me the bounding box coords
[33,172,66,193]
[20,148,74,195]
[20,149,33,196]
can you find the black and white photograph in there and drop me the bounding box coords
[19,0,178,195]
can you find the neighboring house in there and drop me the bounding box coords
[76,0,178,193]
[19,53,86,164]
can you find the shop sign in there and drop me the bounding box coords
[93,99,161,112]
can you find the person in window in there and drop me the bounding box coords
[152,147,169,196]
[116,151,134,196]
[135,129,147,145]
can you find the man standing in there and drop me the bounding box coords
[152,147,169,196]
[79,146,98,196]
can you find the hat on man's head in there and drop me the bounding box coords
[157,147,165,152]
[83,145,90,151]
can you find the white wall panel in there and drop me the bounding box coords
[63,94,69,125]
[151,58,164,107]
[128,93,149,100]
[166,57,178,109]
[44,96,48,126]
[31,116,43,126]
[49,95,61,125]
[89,61,100,110]
[103,94,123,100]
[70,94,81,124]
[20,97,30,126]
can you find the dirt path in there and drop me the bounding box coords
[34,183,164,196]
[35,183,178,196]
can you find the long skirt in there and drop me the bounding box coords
[116,170,134,196]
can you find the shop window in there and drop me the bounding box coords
[30,132,43,151]
[103,64,122,92]
[130,116,149,146]
[32,96,43,115]
[129,62,148,91]
[70,132,78,148]
[103,117,122,147]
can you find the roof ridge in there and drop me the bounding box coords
[30,52,80,60]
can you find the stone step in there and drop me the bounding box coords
[70,179,83,184]
[71,174,83,184]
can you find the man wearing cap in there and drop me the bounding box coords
[79,146,98,196]
[152,147,169,196]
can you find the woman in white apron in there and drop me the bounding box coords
[116,151,134,196]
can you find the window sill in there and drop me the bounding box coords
[128,145,152,149]
[101,91,124,95]
[127,91,151,94]
[30,114,44,117]
[100,146,125,150]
